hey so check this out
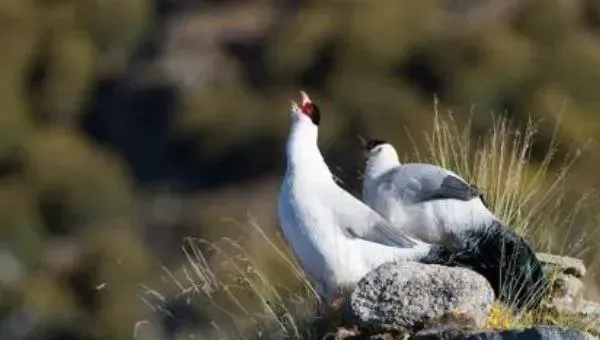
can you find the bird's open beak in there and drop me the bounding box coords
[357,135,369,158]
[357,134,367,149]
[290,91,311,112]
[300,90,311,106]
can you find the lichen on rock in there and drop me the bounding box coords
[349,261,495,333]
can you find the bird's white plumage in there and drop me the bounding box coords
[277,98,430,300]
[362,143,496,247]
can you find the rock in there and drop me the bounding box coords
[368,333,398,340]
[542,272,600,318]
[463,326,596,340]
[554,273,585,298]
[411,325,597,340]
[536,253,587,278]
[539,298,600,337]
[411,323,475,339]
[580,300,600,317]
[326,327,407,340]
[572,301,600,336]
[534,253,592,315]
[327,327,360,339]
[349,262,494,333]
[544,273,584,313]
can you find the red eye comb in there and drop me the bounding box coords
[298,90,314,116]
[290,90,321,125]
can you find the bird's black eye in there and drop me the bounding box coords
[365,139,387,151]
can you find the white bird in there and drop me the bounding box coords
[361,139,549,308]
[277,92,435,304]
[362,140,493,247]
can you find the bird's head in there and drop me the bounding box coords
[290,90,321,126]
[363,139,394,158]
[362,139,401,176]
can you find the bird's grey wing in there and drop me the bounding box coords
[384,164,484,204]
[330,188,417,248]
[420,174,484,202]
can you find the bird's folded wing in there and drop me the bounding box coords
[386,165,483,203]
[360,219,419,248]
[331,189,418,248]
[419,175,483,202]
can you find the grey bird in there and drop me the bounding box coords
[361,139,549,309]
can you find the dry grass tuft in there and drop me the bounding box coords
[414,100,599,332]
[139,218,322,339]
[410,99,596,247]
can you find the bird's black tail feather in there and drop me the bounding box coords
[420,220,549,310]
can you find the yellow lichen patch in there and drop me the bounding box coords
[485,302,513,330]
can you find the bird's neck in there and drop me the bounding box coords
[364,153,400,182]
[285,121,331,179]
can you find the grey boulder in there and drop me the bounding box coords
[536,253,586,278]
[410,325,596,340]
[349,261,494,333]
[463,326,596,340]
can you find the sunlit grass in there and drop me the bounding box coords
[411,99,594,245]
[138,217,322,339]
[412,100,599,334]
[483,265,599,336]
[141,102,599,339]
[485,298,600,337]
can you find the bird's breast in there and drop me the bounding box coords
[277,178,373,296]
[277,180,338,285]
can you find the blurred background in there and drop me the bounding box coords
[1,0,600,339]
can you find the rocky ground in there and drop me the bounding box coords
[325,253,599,340]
